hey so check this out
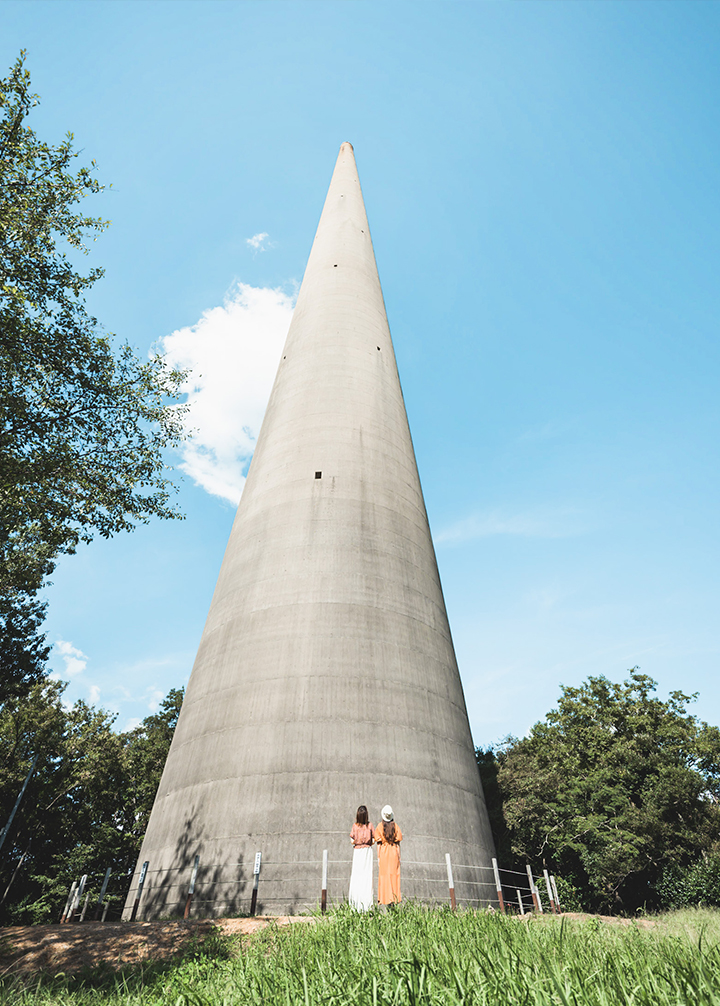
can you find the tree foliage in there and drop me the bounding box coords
[655,852,720,910]
[0,593,49,707]
[0,50,189,706]
[0,684,183,924]
[0,51,188,604]
[478,669,720,913]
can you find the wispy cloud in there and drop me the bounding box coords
[52,639,88,678]
[160,282,295,504]
[436,506,588,545]
[516,420,574,443]
[246,232,271,253]
[88,683,101,704]
[106,682,175,730]
[146,687,165,713]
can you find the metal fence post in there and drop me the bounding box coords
[71,875,87,923]
[60,881,77,923]
[94,868,111,921]
[516,888,525,915]
[445,853,456,910]
[543,869,557,913]
[491,858,506,913]
[526,865,540,911]
[550,874,561,912]
[250,851,262,916]
[184,855,200,919]
[79,892,90,922]
[534,878,544,913]
[130,861,148,922]
[321,849,328,914]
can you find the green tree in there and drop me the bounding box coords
[475,746,512,866]
[122,688,184,836]
[0,593,49,706]
[0,680,122,923]
[0,683,184,924]
[0,51,188,605]
[484,669,720,913]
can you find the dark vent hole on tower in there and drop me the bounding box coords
[377,346,381,351]
[333,264,337,268]
[315,471,322,479]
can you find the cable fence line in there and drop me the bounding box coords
[106,851,564,922]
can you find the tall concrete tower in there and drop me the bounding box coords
[126,143,496,918]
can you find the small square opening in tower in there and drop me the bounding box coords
[315,471,322,479]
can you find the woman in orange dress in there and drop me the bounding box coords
[374,805,402,904]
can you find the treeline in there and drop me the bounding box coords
[4,668,719,923]
[0,683,182,924]
[477,669,720,914]
[0,51,188,926]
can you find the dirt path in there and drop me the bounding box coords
[0,916,310,977]
[0,911,656,978]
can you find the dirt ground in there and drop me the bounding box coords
[0,911,656,978]
[0,916,310,977]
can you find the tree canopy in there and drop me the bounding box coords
[0,51,188,604]
[0,52,192,923]
[478,669,720,912]
[0,684,184,924]
[0,51,190,703]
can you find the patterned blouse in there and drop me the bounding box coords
[350,823,375,848]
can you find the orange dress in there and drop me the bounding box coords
[374,822,402,904]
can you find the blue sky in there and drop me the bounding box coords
[3,1,719,740]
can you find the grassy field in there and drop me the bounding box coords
[2,905,720,1005]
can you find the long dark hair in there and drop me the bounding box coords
[356,805,368,825]
[383,820,396,842]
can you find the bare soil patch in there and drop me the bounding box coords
[0,916,310,977]
[0,911,657,978]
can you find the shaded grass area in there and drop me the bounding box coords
[2,905,720,1004]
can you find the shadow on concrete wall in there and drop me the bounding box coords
[140,808,249,919]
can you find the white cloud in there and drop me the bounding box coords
[146,687,165,713]
[246,232,270,252]
[160,283,295,504]
[88,684,101,704]
[52,639,88,678]
[436,506,588,545]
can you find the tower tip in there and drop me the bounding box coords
[340,141,354,152]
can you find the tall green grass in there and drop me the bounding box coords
[2,905,720,1005]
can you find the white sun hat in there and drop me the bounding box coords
[381,805,394,822]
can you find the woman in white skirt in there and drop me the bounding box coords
[348,805,374,911]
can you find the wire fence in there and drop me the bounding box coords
[58,853,563,923]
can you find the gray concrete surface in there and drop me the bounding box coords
[124,143,497,918]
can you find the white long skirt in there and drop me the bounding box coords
[349,846,374,911]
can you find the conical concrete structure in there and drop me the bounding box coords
[125,143,496,918]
